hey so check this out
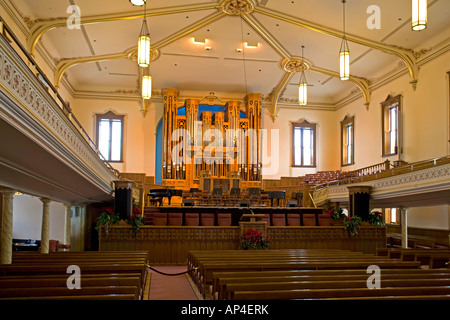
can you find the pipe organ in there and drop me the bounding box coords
[161,88,262,191]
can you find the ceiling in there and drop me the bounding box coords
[8,0,450,109]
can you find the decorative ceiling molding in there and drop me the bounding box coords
[254,6,419,90]
[54,10,225,88]
[27,2,220,54]
[220,0,256,16]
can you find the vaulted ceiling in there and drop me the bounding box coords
[8,0,450,113]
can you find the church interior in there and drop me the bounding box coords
[0,0,449,303]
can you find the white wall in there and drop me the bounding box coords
[12,194,66,243]
[407,205,450,230]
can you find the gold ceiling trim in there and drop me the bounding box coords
[54,11,225,88]
[27,2,220,54]
[254,6,419,89]
[243,13,370,119]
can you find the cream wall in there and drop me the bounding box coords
[12,194,66,243]
[335,51,450,170]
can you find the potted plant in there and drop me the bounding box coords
[127,206,144,235]
[240,229,270,250]
[343,216,362,237]
[368,211,385,227]
[95,208,119,236]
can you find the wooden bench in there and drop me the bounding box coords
[376,248,450,268]
[188,249,421,296]
[1,251,150,300]
[230,286,450,300]
[0,286,140,300]
[212,269,450,300]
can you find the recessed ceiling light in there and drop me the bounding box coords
[245,41,259,48]
[129,0,146,6]
[193,37,207,44]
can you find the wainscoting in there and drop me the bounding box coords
[99,225,386,265]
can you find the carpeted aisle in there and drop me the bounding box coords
[147,266,201,300]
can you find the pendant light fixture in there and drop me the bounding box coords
[298,45,307,106]
[141,67,152,100]
[412,0,427,31]
[339,0,350,81]
[137,1,151,67]
[129,0,146,6]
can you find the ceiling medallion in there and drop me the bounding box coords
[128,49,160,63]
[220,0,255,16]
[281,58,310,73]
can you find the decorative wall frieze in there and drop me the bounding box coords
[0,36,118,194]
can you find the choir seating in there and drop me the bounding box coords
[287,213,300,226]
[302,214,316,226]
[185,213,199,226]
[168,212,183,226]
[271,214,286,226]
[200,213,215,226]
[217,213,232,226]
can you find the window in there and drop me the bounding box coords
[292,120,316,167]
[381,95,401,156]
[341,116,354,166]
[95,111,124,162]
[384,208,398,224]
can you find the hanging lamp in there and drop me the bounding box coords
[129,0,146,6]
[137,2,151,67]
[298,46,307,106]
[339,0,350,81]
[412,0,427,31]
[141,67,152,99]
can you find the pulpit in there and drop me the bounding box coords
[239,213,267,237]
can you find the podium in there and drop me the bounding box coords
[239,213,267,237]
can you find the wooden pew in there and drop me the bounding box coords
[230,286,450,300]
[0,286,140,300]
[212,269,450,300]
[1,251,150,300]
[189,250,421,296]
[376,248,450,268]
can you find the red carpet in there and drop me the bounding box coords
[147,266,200,300]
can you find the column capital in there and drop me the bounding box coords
[40,197,52,204]
[0,187,16,196]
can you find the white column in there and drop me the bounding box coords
[40,198,51,254]
[1,188,15,264]
[64,203,72,250]
[400,207,408,248]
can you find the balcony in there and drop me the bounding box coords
[0,20,119,204]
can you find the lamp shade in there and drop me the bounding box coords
[138,34,151,67]
[137,19,151,67]
[298,81,307,106]
[339,37,350,81]
[142,75,152,99]
[130,0,146,6]
[412,0,427,31]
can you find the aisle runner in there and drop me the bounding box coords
[147,266,201,300]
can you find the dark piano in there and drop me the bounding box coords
[266,190,286,207]
[148,188,182,206]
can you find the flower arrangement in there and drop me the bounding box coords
[127,206,144,234]
[95,208,119,235]
[368,211,385,227]
[326,208,346,221]
[343,216,362,237]
[240,229,270,250]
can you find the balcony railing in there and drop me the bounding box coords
[0,16,120,180]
